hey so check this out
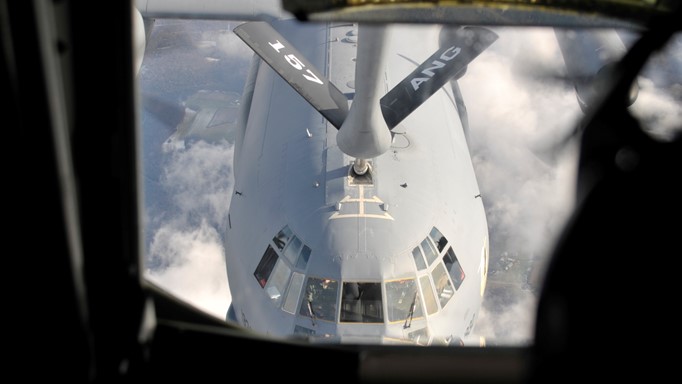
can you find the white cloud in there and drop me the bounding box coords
[464,28,580,256]
[475,291,537,345]
[191,23,256,60]
[466,27,679,344]
[145,139,235,320]
[629,77,682,141]
[162,140,235,229]
[146,219,231,319]
[462,28,581,343]
[213,26,254,58]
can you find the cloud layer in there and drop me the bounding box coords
[146,218,231,318]
[461,27,581,344]
[144,140,235,320]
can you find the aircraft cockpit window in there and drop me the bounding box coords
[385,279,424,323]
[256,227,314,310]
[254,245,279,288]
[340,282,384,323]
[283,272,305,314]
[299,277,339,322]
[411,247,427,270]
[419,275,439,315]
[421,238,438,266]
[432,263,455,308]
[272,226,311,271]
[429,227,448,253]
[264,258,292,305]
[283,236,303,264]
[296,245,311,270]
[273,226,294,252]
[443,247,465,290]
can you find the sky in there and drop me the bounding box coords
[139,20,680,345]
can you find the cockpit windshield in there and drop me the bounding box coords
[253,226,467,327]
[385,279,424,323]
[300,277,338,322]
[340,282,384,323]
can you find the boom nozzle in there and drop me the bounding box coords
[353,158,370,175]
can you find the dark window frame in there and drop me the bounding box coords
[443,246,465,290]
[254,245,279,288]
[429,227,448,253]
[340,281,385,323]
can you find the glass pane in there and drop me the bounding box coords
[419,275,438,315]
[432,263,455,308]
[386,279,423,322]
[421,238,438,265]
[340,282,384,323]
[429,227,448,253]
[283,272,305,314]
[283,236,302,264]
[254,245,278,288]
[411,246,427,270]
[264,259,291,306]
[296,245,311,270]
[443,247,466,290]
[299,277,338,322]
[273,226,293,252]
